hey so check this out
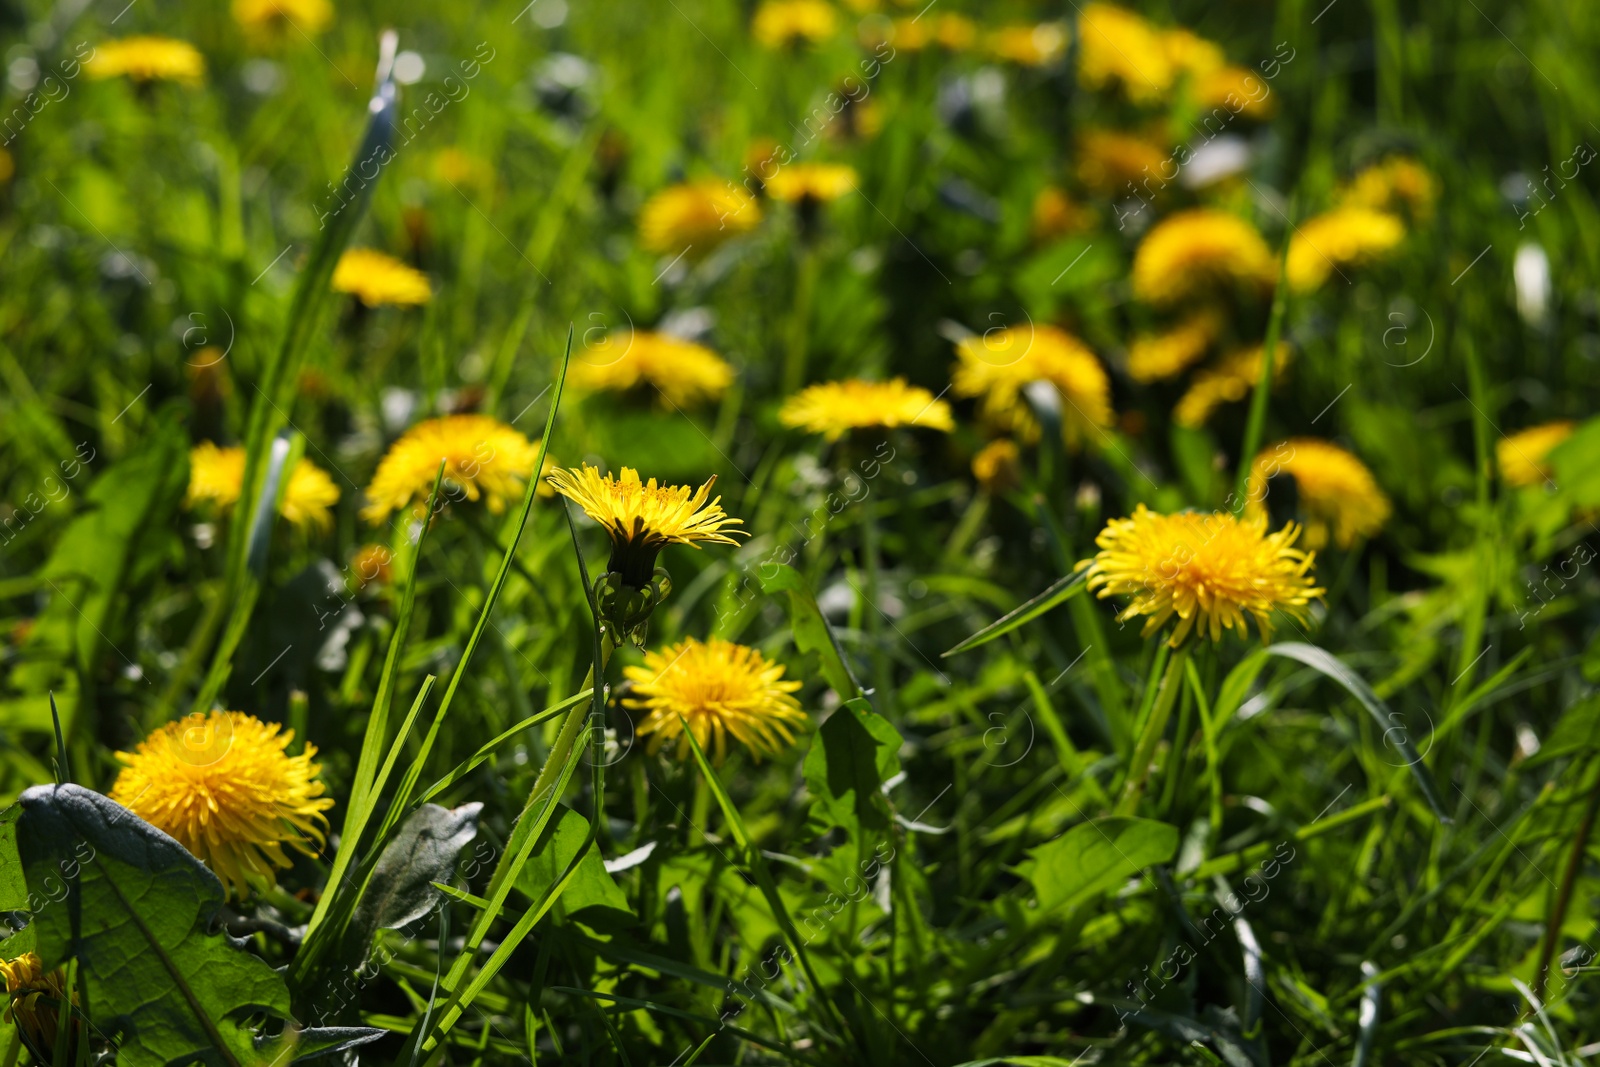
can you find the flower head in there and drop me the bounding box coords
[1173,343,1291,428]
[1194,66,1275,118]
[361,415,541,524]
[432,147,493,190]
[349,543,394,590]
[624,637,806,762]
[1287,207,1404,292]
[109,711,335,900]
[972,439,1021,494]
[1076,128,1171,195]
[1077,3,1173,102]
[332,249,431,307]
[1,953,74,1062]
[86,36,204,83]
[765,163,857,204]
[1248,439,1392,549]
[752,0,836,48]
[1498,420,1575,488]
[1340,156,1437,219]
[1127,309,1221,383]
[548,466,745,587]
[988,23,1068,66]
[953,324,1113,448]
[1077,504,1324,646]
[1133,209,1275,305]
[779,378,953,441]
[573,330,734,409]
[1031,186,1088,243]
[184,442,340,533]
[232,0,332,38]
[1161,28,1224,78]
[639,180,760,257]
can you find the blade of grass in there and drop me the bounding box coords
[1232,198,1294,508]
[942,570,1088,657]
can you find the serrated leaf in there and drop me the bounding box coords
[1027,816,1178,914]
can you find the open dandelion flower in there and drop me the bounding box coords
[765,163,857,204]
[1340,156,1437,219]
[1174,343,1291,428]
[184,442,340,533]
[1194,66,1275,119]
[625,637,806,762]
[1076,128,1171,195]
[752,0,837,48]
[639,180,760,257]
[953,325,1113,449]
[349,543,394,590]
[109,711,334,900]
[1077,504,1323,646]
[988,23,1069,67]
[86,36,205,83]
[1498,420,1575,488]
[779,378,953,441]
[1248,439,1392,549]
[972,439,1021,494]
[361,415,541,524]
[1077,3,1173,103]
[232,0,333,38]
[1,953,74,1062]
[548,466,745,588]
[1031,187,1088,243]
[1127,310,1221,383]
[1133,209,1276,305]
[1287,207,1404,292]
[331,248,431,307]
[1162,28,1224,79]
[573,330,735,409]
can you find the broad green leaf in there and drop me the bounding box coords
[803,697,902,833]
[1547,415,1600,506]
[759,565,861,699]
[352,802,482,950]
[514,806,631,919]
[1524,694,1600,768]
[17,784,295,1067]
[1027,816,1178,913]
[942,570,1088,657]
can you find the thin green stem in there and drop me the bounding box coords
[1118,643,1192,814]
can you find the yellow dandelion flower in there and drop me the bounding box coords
[232,0,333,38]
[85,36,205,84]
[349,543,394,590]
[361,414,541,524]
[1076,128,1171,196]
[765,163,858,204]
[1498,420,1575,488]
[1127,309,1222,383]
[934,14,980,51]
[1031,186,1089,243]
[1247,438,1392,550]
[331,248,432,307]
[972,439,1021,494]
[1287,207,1404,292]
[1173,343,1290,428]
[109,711,335,900]
[1162,28,1225,78]
[639,180,761,258]
[779,378,954,441]
[953,324,1113,449]
[624,637,806,762]
[432,146,493,189]
[1340,156,1437,219]
[548,466,745,587]
[989,22,1069,66]
[1132,208,1276,306]
[1076,504,1324,646]
[752,0,837,48]
[1194,65,1275,119]
[573,330,735,409]
[1,953,75,1062]
[1077,3,1174,103]
[184,442,339,533]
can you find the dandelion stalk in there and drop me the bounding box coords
[1118,643,1191,813]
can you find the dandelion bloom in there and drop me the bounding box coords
[953,325,1113,449]
[432,146,493,189]
[972,439,1021,494]
[1248,439,1392,549]
[765,163,857,204]
[1077,3,1173,103]
[1076,504,1323,646]
[1031,186,1088,243]
[932,14,980,51]
[85,37,205,83]
[1194,66,1275,119]
[1340,156,1437,219]
[1161,28,1224,78]
[1498,421,1575,488]
[1076,128,1171,195]
[1127,310,1221,383]
[988,23,1068,67]
[625,637,806,762]
[0,954,74,1062]
[548,466,745,586]
[638,180,760,257]
[109,711,335,900]
[349,543,394,590]
[1287,207,1404,292]
[1132,209,1276,305]
[184,442,340,533]
[1173,343,1290,428]
[232,0,333,37]
[573,330,735,409]
[751,0,837,48]
[332,248,432,306]
[779,378,953,441]
[361,414,541,524]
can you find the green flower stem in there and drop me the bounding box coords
[861,492,893,716]
[783,245,818,396]
[1117,642,1193,814]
